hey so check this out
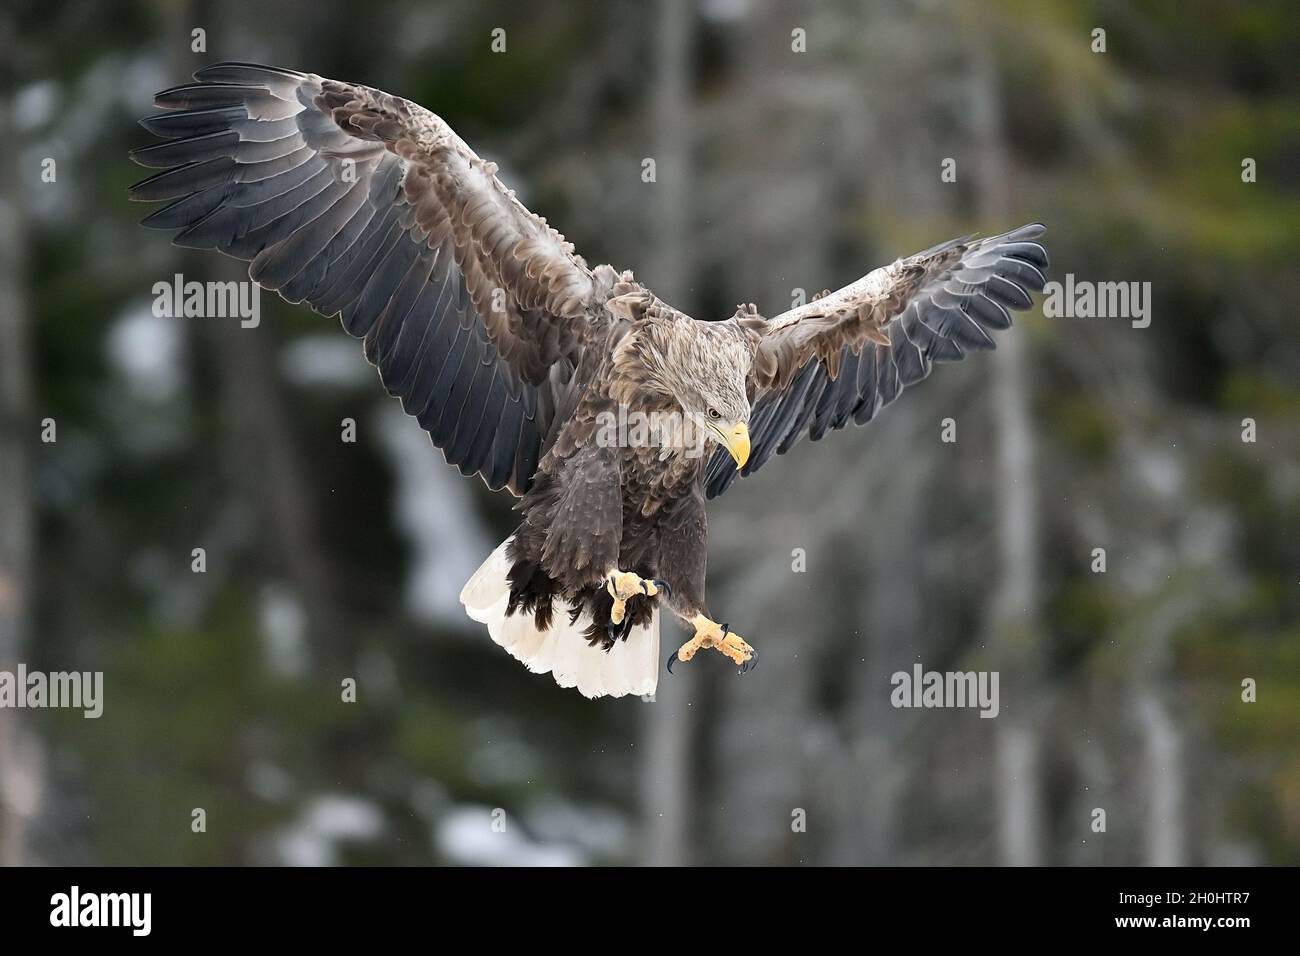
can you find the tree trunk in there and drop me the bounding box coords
[966,38,1046,867]
[167,0,348,676]
[0,25,45,865]
[639,0,696,867]
[1137,692,1185,865]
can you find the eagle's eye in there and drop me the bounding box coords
[707,407,721,420]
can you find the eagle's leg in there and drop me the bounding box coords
[605,570,671,625]
[667,614,757,674]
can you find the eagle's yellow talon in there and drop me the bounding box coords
[717,631,755,667]
[606,570,665,625]
[668,615,756,673]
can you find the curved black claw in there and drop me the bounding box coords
[739,647,759,675]
[607,621,619,646]
[666,650,679,675]
[648,579,672,598]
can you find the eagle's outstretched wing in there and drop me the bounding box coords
[705,223,1048,497]
[130,62,608,495]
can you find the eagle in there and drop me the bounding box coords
[130,63,1048,698]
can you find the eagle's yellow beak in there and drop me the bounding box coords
[717,421,751,469]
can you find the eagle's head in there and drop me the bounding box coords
[666,322,752,468]
[610,309,753,467]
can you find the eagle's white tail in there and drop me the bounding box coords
[459,538,659,699]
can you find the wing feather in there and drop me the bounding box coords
[707,224,1048,498]
[131,62,607,495]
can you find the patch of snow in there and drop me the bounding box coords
[435,804,584,867]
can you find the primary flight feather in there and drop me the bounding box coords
[130,63,1049,698]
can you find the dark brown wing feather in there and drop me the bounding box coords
[706,223,1048,497]
[130,62,607,495]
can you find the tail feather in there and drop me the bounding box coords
[600,634,628,691]
[529,624,563,677]
[460,537,659,699]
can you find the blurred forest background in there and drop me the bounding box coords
[0,0,1297,866]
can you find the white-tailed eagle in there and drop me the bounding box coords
[131,63,1049,698]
